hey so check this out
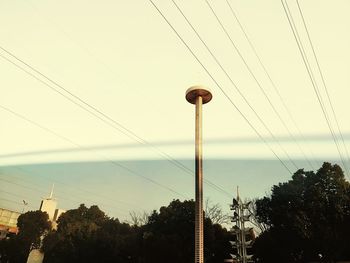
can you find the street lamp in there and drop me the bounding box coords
[186,86,212,263]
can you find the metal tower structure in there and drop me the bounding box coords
[229,188,254,263]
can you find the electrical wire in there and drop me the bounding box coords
[12,165,140,209]
[0,197,35,210]
[148,0,293,175]
[0,104,187,199]
[171,0,307,173]
[204,0,298,170]
[295,0,350,169]
[0,47,231,198]
[0,174,131,217]
[0,190,37,211]
[0,176,121,214]
[1,168,133,214]
[282,0,348,175]
[171,0,301,185]
[281,0,349,176]
[225,0,316,170]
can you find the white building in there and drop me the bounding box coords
[39,186,57,221]
[28,185,65,263]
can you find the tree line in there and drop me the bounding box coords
[1,162,350,262]
[0,200,231,263]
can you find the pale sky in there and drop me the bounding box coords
[0,0,349,220]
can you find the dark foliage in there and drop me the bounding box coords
[253,162,350,263]
[41,200,230,263]
[42,204,140,263]
[0,210,50,263]
[140,199,231,263]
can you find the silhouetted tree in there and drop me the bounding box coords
[43,204,141,263]
[140,199,231,263]
[253,162,350,262]
[128,211,150,227]
[42,200,231,263]
[245,198,269,234]
[205,198,230,225]
[0,210,50,263]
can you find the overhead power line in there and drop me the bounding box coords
[2,167,134,214]
[295,0,350,170]
[0,176,129,215]
[148,0,293,175]
[0,197,36,210]
[0,47,231,198]
[225,0,316,170]
[170,0,317,172]
[171,0,301,171]
[14,166,139,209]
[0,190,37,211]
[0,104,187,199]
[12,165,140,210]
[280,0,349,177]
[204,0,299,170]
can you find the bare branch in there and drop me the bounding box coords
[205,198,230,225]
[244,198,269,234]
[127,211,150,226]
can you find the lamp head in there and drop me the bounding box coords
[186,86,212,104]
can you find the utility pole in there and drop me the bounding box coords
[229,187,254,263]
[186,86,212,263]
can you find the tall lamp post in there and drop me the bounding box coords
[186,86,212,263]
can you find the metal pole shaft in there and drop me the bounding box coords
[186,86,212,263]
[195,95,203,263]
[241,204,246,263]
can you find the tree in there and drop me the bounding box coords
[245,198,269,234]
[93,218,140,263]
[0,210,50,263]
[17,210,51,249]
[43,204,106,263]
[127,210,150,227]
[253,162,350,262]
[43,204,140,263]
[140,199,231,263]
[205,198,230,225]
[42,200,232,263]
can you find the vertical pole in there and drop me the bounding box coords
[195,95,203,263]
[186,86,212,263]
[241,204,246,263]
[238,195,242,261]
